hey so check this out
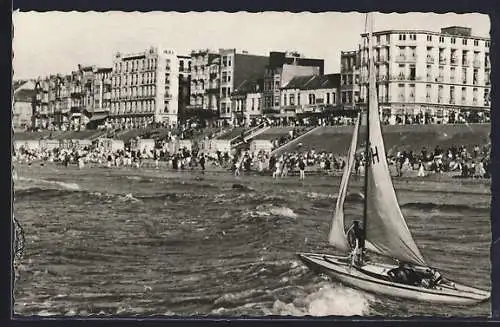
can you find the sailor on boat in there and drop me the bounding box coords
[346,220,364,266]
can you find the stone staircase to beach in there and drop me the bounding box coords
[230,123,270,149]
[270,126,322,156]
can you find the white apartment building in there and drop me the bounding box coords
[359,26,490,124]
[109,46,180,128]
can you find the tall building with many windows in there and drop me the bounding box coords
[189,49,220,113]
[340,50,361,109]
[188,48,268,124]
[177,55,192,124]
[359,26,490,124]
[218,49,268,122]
[109,46,180,128]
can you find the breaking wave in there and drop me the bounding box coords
[268,283,373,316]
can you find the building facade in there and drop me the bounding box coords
[340,50,361,109]
[263,51,324,114]
[280,74,340,117]
[359,26,490,124]
[189,49,220,113]
[12,81,36,131]
[177,55,192,124]
[109,46,180,128]
[33,65,113,131]
[231,78,264,126]
[218,49,268,121]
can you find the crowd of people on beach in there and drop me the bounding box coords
[14,136,490,181]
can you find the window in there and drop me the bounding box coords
[486,41,490,48]
[398,84,405,101]
[326,92,330,104]
[409,84,415,100]
[289,94,295,105]
[451,37,456,44]
[410,34,417,41]
[450,86,455,103]
[426,84,432,100]
[450,67,456,82]
[461,87,466,101]
[439,36,445,43]
[274,96,280,106]
[297,93,301,105]
[427,35,433,42]
[474,40,479,46]
[399,34,406,41]
[426,65,432,80]
[283,93,287,106]
[462,39,468,45]
[462,67,467,84]
[409,65,416,80]
[309,94,316,105]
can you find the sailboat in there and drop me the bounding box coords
[297,13,489,305]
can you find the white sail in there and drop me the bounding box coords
[328,112,361,251]
[364,15,427,267]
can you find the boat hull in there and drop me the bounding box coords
[298,252,490,306]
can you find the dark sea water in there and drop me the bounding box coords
[13,165,491,317]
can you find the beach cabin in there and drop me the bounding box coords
[14,140,40,151]
[73,139,92,149]
[250,139,273,154]
[39,139,60,151]
[131,139,155,153]
[98,138,124,152]
[210,139,232,153]
[165,139,193,153]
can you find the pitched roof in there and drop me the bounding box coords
[282,74,340,90]
[232,78,264,95]
[14,89,35,103]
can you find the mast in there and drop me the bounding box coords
[361,12,372,255]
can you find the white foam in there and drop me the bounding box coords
[17,176,81,191]
[269,206,298,219]
[270,283,372,316]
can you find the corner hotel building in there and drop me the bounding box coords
[359,26,490,124]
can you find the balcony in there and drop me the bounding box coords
[462,60,470,67]
[485,60,491,68]
[472,98,478,105]
[485,100,491,107]
[450,76,456,83]
[473,59,482,68]
[439,58,447,65]
[395,55,417,63]
[426,56,435,64]
[375,56,388,64]
[450,98,456,104]
[450,58,459,66]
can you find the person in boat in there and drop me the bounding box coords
[419,268,444,288]
[347,220,364,265]
[387,262,422,286]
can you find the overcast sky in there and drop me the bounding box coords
[12,11,490,80]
